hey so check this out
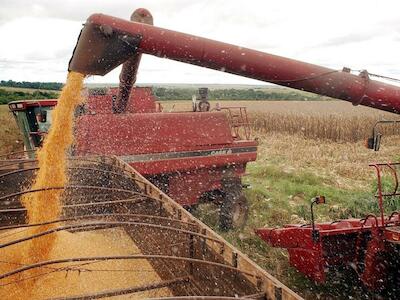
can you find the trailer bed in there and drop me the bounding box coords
[0,155,301,299]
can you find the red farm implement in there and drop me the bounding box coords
[256,163,400,291]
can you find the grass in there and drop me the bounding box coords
[251,112,400,142]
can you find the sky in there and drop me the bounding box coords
[0,0,399,85]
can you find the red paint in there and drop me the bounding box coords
[125,87,157,113]
[86,87,156,114]
[75,112,235,155]
[168,165,246,206]
[256,213,400,290]
[71,14,400,114]
[115,8,154,113]
[73,87,257,207]
[131,150,256,176]
[9,100,58,111]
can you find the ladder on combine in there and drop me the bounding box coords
[221,107,251,140]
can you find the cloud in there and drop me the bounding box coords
[0,17,81,60]
[0,0,196,24]
[0,0,399,83]
[318,32,377,47]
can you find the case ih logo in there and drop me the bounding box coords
[210,149,232,156]
[121,146,256,163]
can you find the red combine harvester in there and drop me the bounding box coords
[7,7,400,292]
[74,86,255,220]
[9,86,255,230]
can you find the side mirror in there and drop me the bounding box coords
[314,195,326,204]
[310,195,326,242]
[366,134,382,151]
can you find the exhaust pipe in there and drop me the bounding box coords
[114,8,153,113]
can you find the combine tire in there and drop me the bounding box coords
[219,179,249,231]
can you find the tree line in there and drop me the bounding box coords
[0,80,63,91]
[153,87,327,101]
[0,80,329,103]
[0,89,59,105]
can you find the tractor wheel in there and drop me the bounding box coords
[219,180,249,231]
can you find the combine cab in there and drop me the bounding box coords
[8,99,57,156]
[8,86,256,230]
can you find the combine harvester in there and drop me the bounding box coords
[1,7,400,298]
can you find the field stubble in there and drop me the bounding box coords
[251,111,398,143]
[250,102,399,142]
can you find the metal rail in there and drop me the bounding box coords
[0,156,122,170]
[0,213,198,231]
[0,185,159,203]
[0,160,37,170]
[0,221,223,249]
[0,255,262,280]
[48,276,190,300]
[0,196,165,216]
[0,203,123,217]
[369,163,400,225]
[0,150,36,159]
[147,297,263,300]
[0,166,148,187]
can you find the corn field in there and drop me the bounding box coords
[160,99,400,143]
[250,112,400,142]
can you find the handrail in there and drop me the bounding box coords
[369,163,399,226]
[220,107,251,140]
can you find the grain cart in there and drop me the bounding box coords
[0,156,301,299]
